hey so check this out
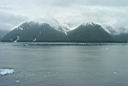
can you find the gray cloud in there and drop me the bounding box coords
[0,11,27,30]
[0,0,128,32]
[1,0,128,8]
[34,0,128,7]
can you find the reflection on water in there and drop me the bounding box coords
[0,43,128,86]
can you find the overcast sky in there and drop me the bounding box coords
[0,0,128,32]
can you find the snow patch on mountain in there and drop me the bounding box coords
[14,36,20,42]
[18,27,24,31]
[33,38,37,42]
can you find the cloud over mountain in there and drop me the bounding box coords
[0,0,128,33]
[0,11,27,30]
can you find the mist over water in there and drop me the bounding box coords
[0,43,128,86]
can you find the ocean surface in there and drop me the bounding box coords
[0,42,128,86]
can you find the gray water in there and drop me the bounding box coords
[0,43,128,86]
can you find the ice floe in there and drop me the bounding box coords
[16,80,20,83]
[0,69,14,76]
[113,72,118,75]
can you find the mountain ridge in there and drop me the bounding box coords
[1,20,128,43]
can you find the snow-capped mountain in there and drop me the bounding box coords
[1,21,68,42]
[1,20,128,43]
[67,23,114,42]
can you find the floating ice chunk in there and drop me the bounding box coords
[16,80,20,83]
[113,72,117,75]
[105,48,109,50]
[0,69,14,76]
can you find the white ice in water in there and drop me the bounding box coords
[113,72,118,75]
[0,69,14,76]
[105,48,109,50]
[16,80,20,83]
